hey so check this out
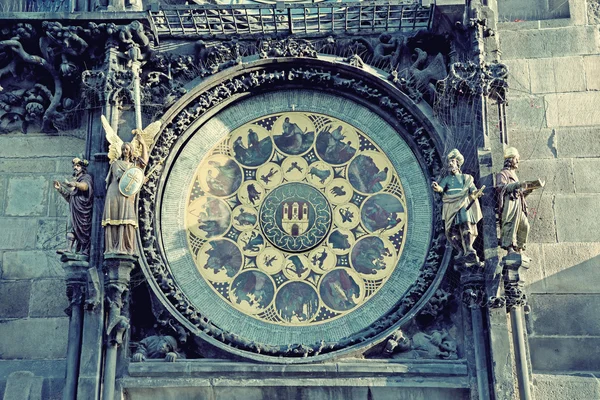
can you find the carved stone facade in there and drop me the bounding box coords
[1,1,598,399]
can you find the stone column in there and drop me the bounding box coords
[503,255,533,400]
[61,254,89,400]
[460,267,492,400]
[101,254,135,400]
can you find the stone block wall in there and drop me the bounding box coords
[498,1,600,397]
[0,134,85,399]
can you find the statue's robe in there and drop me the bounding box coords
[102,158,144,255]
[495,168,530,250]
[439,173,482,237]
[69,173,94,253]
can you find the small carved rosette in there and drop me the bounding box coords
[185,112,408,325]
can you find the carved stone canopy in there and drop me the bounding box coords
[138,58,450,362]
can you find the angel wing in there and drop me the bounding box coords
[131,120,162,158]
[101,115,123,164]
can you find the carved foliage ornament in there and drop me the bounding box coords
[138,62,446,359]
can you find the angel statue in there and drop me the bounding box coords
[101,116,161,255]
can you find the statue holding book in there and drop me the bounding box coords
[495,147,544,257]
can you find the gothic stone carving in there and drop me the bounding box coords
[0,21,153,133]
[132,335,183,362]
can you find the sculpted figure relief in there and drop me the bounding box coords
[54,157,94,255]
[101,116,161,255]
[495,147,544,257]
[432,149,484,265]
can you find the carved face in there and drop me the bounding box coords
[73,163,83,177]
[447,158,460,175]
[509,156,519,170]
[122,143,132,160]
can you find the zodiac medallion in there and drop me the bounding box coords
[185,112,408,326]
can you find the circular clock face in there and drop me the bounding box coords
[160,90,432,349]
[183,111,407,325]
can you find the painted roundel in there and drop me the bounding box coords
[184,112,407,325]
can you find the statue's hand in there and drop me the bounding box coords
[132,352,146,362]
[431,182,442,193]
[472,185,486,199]
[165,352,178,362]
[53,180,61,190]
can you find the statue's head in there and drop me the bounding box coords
[446,149,464,175]
[503,147,520,169]
[121,142,133,160]
[72,157,89,176]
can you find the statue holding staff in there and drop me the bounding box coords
[101,116,161,255]
[432,149,484,265]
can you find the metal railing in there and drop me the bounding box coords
[150,1,435,38]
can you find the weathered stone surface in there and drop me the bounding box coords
[538,18,574,29]
[35,219,68,250]
[508,129,556,159]
[0,218,37,250]
[546,92,600,127]
[530,336,600,372]
[29,280,67,318]
[521,243,546,293]
[0,359,66,380]
[499,26,598,60]
[55,157,77,175]
[527,195,557,244]
[47,181,69,218]
[497,0,569,22]
[555,195,600,242]
[553,56,586,92]
[541,242,600,293]
[504,59,530,93]
[2,251,63,280]
[572,159,600,193]
[533,373,600,400]
[5,177,48,217]
[583,55,600,90]
[3,371,43,400]
[528,58,555,93]
[557,126,600,158]
[0,177,5,216]
[0,159,56,174]
[518,159,574,194]
[124,385,469,400]
[0,281,31,318]
[497,21,541,31]
[0,136,85,158]
[530,294,600,335]
[505,96,548,130]
[0,318,68,359]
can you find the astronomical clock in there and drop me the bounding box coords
[138,57,449,362]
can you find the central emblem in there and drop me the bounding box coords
[260,182,332,252]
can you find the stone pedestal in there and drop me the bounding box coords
[102,254,136,400]
[60,253,90,400]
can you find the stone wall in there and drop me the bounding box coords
[0,134,85,399]
[499,0,600,397]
